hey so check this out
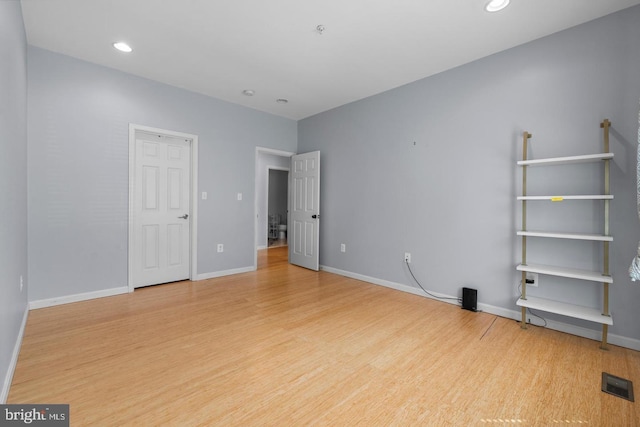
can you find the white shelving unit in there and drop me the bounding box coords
[518,296,613,325]
[517,152,613,166]
[517,120,613,349]
[516,264,613,284]
[516,231,612,242]
[517,195,613,201]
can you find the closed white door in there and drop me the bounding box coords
[132,136,191,288]
[289,151,320,271]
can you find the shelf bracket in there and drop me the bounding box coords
[520,131,532,329]
[601,119,611,350]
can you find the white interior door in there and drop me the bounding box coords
[289,151,320,270]
[132,135,191,288]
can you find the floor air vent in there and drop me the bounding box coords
[602,372,634,402]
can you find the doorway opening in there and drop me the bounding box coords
[268,169,289,248]
[254,147,294,269]
[254,148,320,271]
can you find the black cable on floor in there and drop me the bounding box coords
[526,308,547,327]
[516,281,547,327]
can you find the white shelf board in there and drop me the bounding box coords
[517,230,613,242]
[517,263,613,283]
[517,153,614,166]
[517,296,613,325]
[517,195,613,201]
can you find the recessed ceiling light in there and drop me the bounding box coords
[242,89,255,96]
[113,42,133,53]
[485,0,510,12]
[276,98,289,104]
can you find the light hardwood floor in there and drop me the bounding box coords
[9,247,640,426]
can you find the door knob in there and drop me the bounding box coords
[178,214,189,219]
[312,214,320,219]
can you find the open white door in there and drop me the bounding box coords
[289,151,320,270]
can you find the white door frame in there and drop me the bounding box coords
[128,123,199,292]
[254,147,295,268]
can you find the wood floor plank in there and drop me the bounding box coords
[8,246,640,426]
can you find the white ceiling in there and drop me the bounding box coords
[20,0,640,120]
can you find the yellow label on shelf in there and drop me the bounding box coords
[550,196,564,202]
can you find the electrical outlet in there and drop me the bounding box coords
[404,252,411,263]
[217,244,224,253]
[525,272,538,287]
[340,243,346,253]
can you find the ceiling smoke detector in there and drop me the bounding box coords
[242,89,255,96]
[316,25,325,35]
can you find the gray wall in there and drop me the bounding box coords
[299,6,640,343]
[27,47,297,301]
[0,0,28,401]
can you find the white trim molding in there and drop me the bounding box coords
[29,287,129,310]
[1,306,29,403]
[255,147,296,157]
[195,266,256,281]
[320,265,460,306]
[320,265,640,352]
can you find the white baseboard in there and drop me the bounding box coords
[29,287,129,310]
[321,265,461,306]
[1,305,28,403]
[320,265,640,352]
[256,245,267,250]
[196,266,255,281]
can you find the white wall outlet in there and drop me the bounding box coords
[202,191,207,200]
[525,272,538,287]
[20,275,24,292]
[237,192,243,201]
[340,243,346,253]
[404,252,411,263]
[217,244,224,253]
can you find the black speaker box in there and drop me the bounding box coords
[462,287,477,312]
